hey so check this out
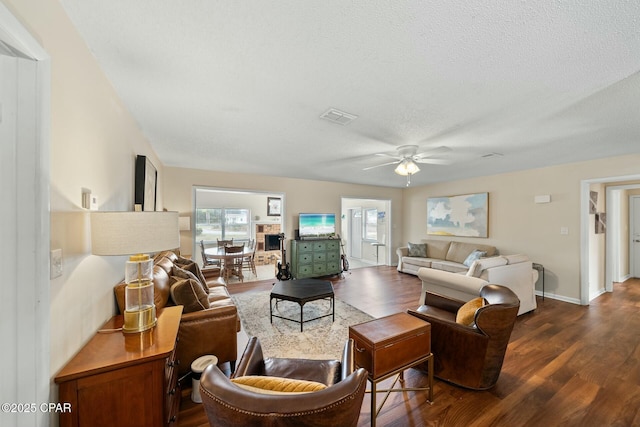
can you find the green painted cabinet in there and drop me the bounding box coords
[290,239,342,279]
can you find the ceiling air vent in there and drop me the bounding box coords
[320,108,358,125]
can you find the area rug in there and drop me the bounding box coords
[232,290,374,360]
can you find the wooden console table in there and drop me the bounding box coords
[55,306,182,427]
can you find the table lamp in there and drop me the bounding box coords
[91,211,179,333]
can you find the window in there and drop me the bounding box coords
[363,208,378,241]
[196,208,250,241]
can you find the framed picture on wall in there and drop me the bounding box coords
[589,191,598,214]
[267,197,281,216]
[134,155,157,211]
[427,192,489,237]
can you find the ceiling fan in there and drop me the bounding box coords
[363,145,452,186]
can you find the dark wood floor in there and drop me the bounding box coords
[178,266,640,427]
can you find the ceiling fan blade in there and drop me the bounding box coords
[414,158,452,165]
[414,146,452,158]
[362,160,400,171]
[375,153,402,160]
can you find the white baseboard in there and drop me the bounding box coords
[588,288,607,302]
[535,291,582,305]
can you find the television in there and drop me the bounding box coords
[298,213,336,239]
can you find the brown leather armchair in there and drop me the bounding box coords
[408,284,520,390]
[199,337,368,427]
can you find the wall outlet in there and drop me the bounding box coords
[560,227,569,235]
[50,249,63,279]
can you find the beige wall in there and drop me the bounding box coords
[402,153,640,302]
[4,0,162,405]
[163,167,404,263]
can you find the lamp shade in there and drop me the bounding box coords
[394,159,420,176]
[91,211,179,256]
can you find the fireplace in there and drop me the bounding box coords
[264,234,281,251]
[254,223,281,265]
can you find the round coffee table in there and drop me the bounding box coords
[270,279,335,332]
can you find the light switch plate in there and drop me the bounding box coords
[89,194,99,210]
[50,249,63,279]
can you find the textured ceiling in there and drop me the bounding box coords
[60,1,640,188]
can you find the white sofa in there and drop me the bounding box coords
[396,239,498,276]
[417,254,538,315]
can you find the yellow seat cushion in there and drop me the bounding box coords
[456,297,486,326]
[231,375,327,395]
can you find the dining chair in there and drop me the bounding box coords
[242,240,257,277]
[217,238,233,247]
[200,240,220,269]
[223,244,245,282]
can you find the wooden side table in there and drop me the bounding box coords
[349,312,433,427]
[55,306,182,427]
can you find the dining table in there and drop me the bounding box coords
[204,246,253,282]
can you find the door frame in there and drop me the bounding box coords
[0,4,51,427]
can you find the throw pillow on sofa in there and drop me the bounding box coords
[466,256,508,278]
[170,277,208,313]
[407,242,428,257]
[179,261,209,290]
[173,265,208,293]
[463,250,487,267]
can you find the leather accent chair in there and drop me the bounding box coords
[199,337,368,427]
[408,284,520,390]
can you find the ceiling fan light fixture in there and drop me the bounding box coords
[394,159,420,176]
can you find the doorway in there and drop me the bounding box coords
[341,197,391,267]
[192,187,285,282]
[582,176,640,304]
